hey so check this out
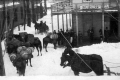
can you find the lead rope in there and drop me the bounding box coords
[60,32,97,75]
[60,32,72,48]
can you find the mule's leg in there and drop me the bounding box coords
[53,43,55,49]
[26,60,28,66]
[45,48,48,52]
[23,73,25,76]
[39,46,42,56]
[74,71,79,76]
[36,46,39,56]
[18,72,21,76]
[43,42,45,48]
[53,43,57,49]
[29,58,32,67]
[23,66,26,76]
[16,67,19,73]
[45,45,48,52]
[43,40,48,52]
[17,68,22,76]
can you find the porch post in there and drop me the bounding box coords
[23,0,26,30]
[66,13,68,30]
[51,5,53,32]
[51,15,54,32]
[118,0,120,37]
[69,12,71,27]
[44,0,47,15]
[75,5,78,46]
[62,14,64,32]
[57,15,59,31]
[102,2,105,40]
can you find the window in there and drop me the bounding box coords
[14,8,18,22]
[20,7,23,19]
[7,11,10,25]
[83,0,92,2]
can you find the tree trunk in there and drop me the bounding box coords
[0,39,5,76]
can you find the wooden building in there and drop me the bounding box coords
[72,0,120,39]
[51,0,120,39]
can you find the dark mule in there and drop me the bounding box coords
[8,51,26,76]
[26,34,42,56]
[17,46,33,67]
[34,21,49,34]
[14,33,42,56]
[6,33,33,68]
[12,54,26,76]
[60,48,104,76]
[42,22,49,33]
[19,32,28,42]
[33,37,42,56]
[6,34,24,54]
[34,21,40,34]
[16,33,34,67]
[43,33,58,52]
[25,47,34,67]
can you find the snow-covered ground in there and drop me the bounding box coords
[1,20,120,80]
[3,24,120,76]
[0,1,120,80]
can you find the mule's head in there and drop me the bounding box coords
[60,48,75,68]
[60,53,68,68]
[62,48,75,56]
[16,59,26,76]
[19,32,27,40]
[60,51,71,68]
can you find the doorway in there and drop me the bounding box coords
[110,12,118,36]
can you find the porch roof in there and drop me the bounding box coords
[51,1,120,15]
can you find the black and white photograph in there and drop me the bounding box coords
[0,0,120,80]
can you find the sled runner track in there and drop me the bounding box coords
[104,60,120,64]
[104,64,120,76]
